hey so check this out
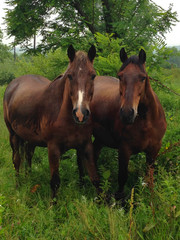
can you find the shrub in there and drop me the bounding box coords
[0,59,16,85]
[14,48,69,80]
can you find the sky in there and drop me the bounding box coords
[0,0,180,47]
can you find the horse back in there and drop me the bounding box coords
[3,75,51,143]
[91,76,120,120]
[90,76,121,147]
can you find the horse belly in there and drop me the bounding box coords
[44,120,92,151]
[122,124,154,153]
[93,123,119,148]
[11,120,45,146]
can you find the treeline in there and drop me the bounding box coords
[0,0,179,85]
[168,47,180,68]
[0,34,180,86]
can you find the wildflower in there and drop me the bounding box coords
[142,181,147,187]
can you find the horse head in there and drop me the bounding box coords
[118,48,147,124]
[66,45,96,124]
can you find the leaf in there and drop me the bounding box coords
[175,211,180,218]
[143,222,156,232]
[102,170,111,180]
[136,230,144,240]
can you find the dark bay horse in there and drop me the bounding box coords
[3,45,100,199]
[90,48,167,200]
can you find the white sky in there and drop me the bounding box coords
[0,0,180,46]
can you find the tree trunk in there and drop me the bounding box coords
[34,34,36,51]
[101,0,113,33]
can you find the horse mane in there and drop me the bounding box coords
[40,74,67,125]
[53,74,64,81]
[120,55,145,72]
[73,51,89,68]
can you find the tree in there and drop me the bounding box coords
[5,0,178,52]
[0,28,12,62]
[0,28,3,42]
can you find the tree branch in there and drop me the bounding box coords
[71,1,96,34]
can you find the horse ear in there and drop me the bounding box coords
[67,45,76,62]
[88,45,96,62]
[139,49,146,64]
[120,48,128,63]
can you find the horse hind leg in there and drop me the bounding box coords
[77,148,86,186]
[115,147,131,203]
[24,143,35,173]
[76,139,102,187]
[9,132,22,174]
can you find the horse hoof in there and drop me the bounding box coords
[114,191,127,207]
[114,191,125,201]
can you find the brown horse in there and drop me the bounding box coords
[3,45,100,199]
[89,48,167,200]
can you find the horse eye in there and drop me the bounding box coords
[68,74,73,81]
[91,74,96,80]
[141,77,146,82]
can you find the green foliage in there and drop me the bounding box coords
[0,43,15,85]
[0,43,13,63]
[5,0,178,53]
[94,33,122,76]
[93,33,173,77]
[14,48,69,80]
[0,54,179,239]
[0,194,5,237]
[167,47,180,68]
[0,58,16,85]
[0,28,3,42]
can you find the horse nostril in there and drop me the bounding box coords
[82,109,90,122]
[83,109,90,118]
[120,108,123,116]
[120,107,135,124]
[72,108,78,117]
[130,108,134,117]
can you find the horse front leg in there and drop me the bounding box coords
[48,142,61,200]
[76,138,102,186]
[83,141,101,194]
[115,146,131,201]
[93,138,103,168]
[76,148,85,186]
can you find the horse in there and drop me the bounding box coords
[89,48,167,200]
[3,45,100,199]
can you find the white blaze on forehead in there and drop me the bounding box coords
[77,90,84,107]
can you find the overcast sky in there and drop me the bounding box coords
[0,0,180,46]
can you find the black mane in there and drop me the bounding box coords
[120,55,145,72]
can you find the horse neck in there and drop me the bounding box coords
[41,75,70,123]
[61,77,73,110]
[142,76,159,119]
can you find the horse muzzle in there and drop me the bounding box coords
[120,107,136,124]
[72,107,90,124]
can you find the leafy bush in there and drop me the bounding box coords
[14,48,69,80]
[0,58,16,85]
[94,33,173,78]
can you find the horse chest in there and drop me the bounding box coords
[45,119,91,150]
[118,119,154,150]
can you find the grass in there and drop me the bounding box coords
[0,68,180,239]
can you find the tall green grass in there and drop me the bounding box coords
[0,70,179,239]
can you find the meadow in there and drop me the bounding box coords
[0,68,180,240]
